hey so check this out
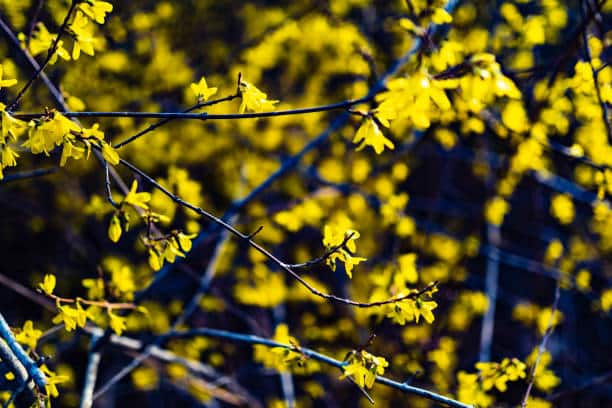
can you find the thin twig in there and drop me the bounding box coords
[42,292,136,310]
[0,167,56,183]
[79,334,102,408]
[92,217,236,400]
[521,283,562,407]
[14,98,370,121]
[287,231,355,269]
[548,370,612,401]
[103,161,118,208]
[113,93,240,149]
[26,0,46,45]
[136,0,462,302]
[580,0,611,143]
[116,145,440,307]
[0,273,258,406]
[8,0,78,111]
[0,16,65,110]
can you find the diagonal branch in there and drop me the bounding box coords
[112,93,240,149]
[0,313,47,392]
[167,327,473,408]
[7,0,78,111]
[136,0,462,302]
[115,151,438,308]
[520,283,562,407]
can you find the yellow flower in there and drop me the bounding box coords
[101,141,120,165]
[108,213,122,242]
[340,350,389,389]
[132,367,159,391]
[190,76,218,102]
[52,304,86,331]
[414,299,437,323]
[485,196,510,226]
[322,224,359,250]
[0,64,17,88]
[176,232,196,252]
[40,364,70,398]
[600,289,612,312]
[148,248,163,271]
[353,117,394,154]
[27,23,70,63]
[1,109,27,143]
[69,11,96,59]
[432,8,453,24]
[108,310,127,335]
[501,100,530,133]
[322,222,366,278]
[1,145,19,169]
[238,80,278,113]
[526,349,561,392]
[39,274,56,295]
[124,180,151,210]
[253,324,318,373]
[397,253,418,284]
[59,138,85,167]
[79,1,113,24]
[550,194,574,225]
[15,320,42,350]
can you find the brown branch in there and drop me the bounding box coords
[42,293,136,311]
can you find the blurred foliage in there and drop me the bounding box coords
[0,0,611,407]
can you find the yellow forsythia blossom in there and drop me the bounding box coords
[353,117,394,154]
[238,79,278,113]
[550,194,575,225]
[340,350,389,389]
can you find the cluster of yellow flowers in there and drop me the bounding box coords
[457,358,527,407]
[340,349,389,389]
[22,1,112,62]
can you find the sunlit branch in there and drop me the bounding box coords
[165,327,473,408]
[41,292,136,310]
[479,224,500,362]
[79,333,101,408]
[0,313,47,392]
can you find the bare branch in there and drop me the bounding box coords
[7,0,78,111]
[521,283,562,407]
[167,327,473,408]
